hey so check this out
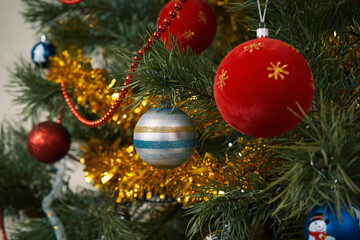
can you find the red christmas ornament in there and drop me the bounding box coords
[57,0,83,4]
[214,29,314,138]
[27,121,71,163]
[157,0,217,54]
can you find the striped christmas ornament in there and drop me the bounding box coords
[133,107,197,169]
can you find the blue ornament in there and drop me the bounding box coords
[133,107,197,169]
[31,35,56,68]
[304,204,360,240]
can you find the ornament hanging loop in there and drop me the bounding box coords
[257,0,269,27]
[256,0,269,38]
[160,73,170,108]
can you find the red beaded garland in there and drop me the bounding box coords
[169,10,177,19]
[123,81,131,86]
[144,44,151,52]
[131,62,138,68]
[158,25,166,33]
[153,32,161,39]
[163,18,171,26]
[61,0,186,127]
[174,3,182,11]
[147,38,154,45]
[119,92,126,98]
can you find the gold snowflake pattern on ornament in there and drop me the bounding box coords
[199,11,207,24]
[243,42,264,53]
[267,61,289,80]
[217,69,229,90]
[183,30,195,41]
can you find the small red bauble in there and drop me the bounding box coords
[157,0,217,54]
[57,0,83,4]
[214,34,314,138]
[27,121,71,163]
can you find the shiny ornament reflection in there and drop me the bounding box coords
[31,35,56,68]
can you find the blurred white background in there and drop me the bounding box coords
[0,0,34,121]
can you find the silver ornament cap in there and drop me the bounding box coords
[256,28,269,38]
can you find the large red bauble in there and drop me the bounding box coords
[214,37,314,138]
[27,121,71,163]
[57,0,83,4]
[157,0,217,54]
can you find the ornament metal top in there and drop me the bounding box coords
[256,27,269,38]
[133,107,197,169]
[31,35,56,68]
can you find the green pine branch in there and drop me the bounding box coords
[0,123,52,217]
[7,58,62,121]
[114,36,231,143]
[267,96,360,221]
[186,189,275,240]
[22,0,166,56]
[3,0,360,239]
[13,191,142,240]
[6,58,129,143]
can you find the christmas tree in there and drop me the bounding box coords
[1,0,360,239]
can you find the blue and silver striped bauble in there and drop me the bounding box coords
[133,107,197,169]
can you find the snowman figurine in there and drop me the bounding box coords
[308,215,336,240]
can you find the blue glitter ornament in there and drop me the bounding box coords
[31,35,56,68]
[304,204,360,240]
[133,107,197,169]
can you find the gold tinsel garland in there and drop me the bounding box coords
[325,27,360,69]
[47,50,146,130]
[81,137,272,205]
[45,50,274,205]
[45,49,274,205]
[323,27,360,108]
